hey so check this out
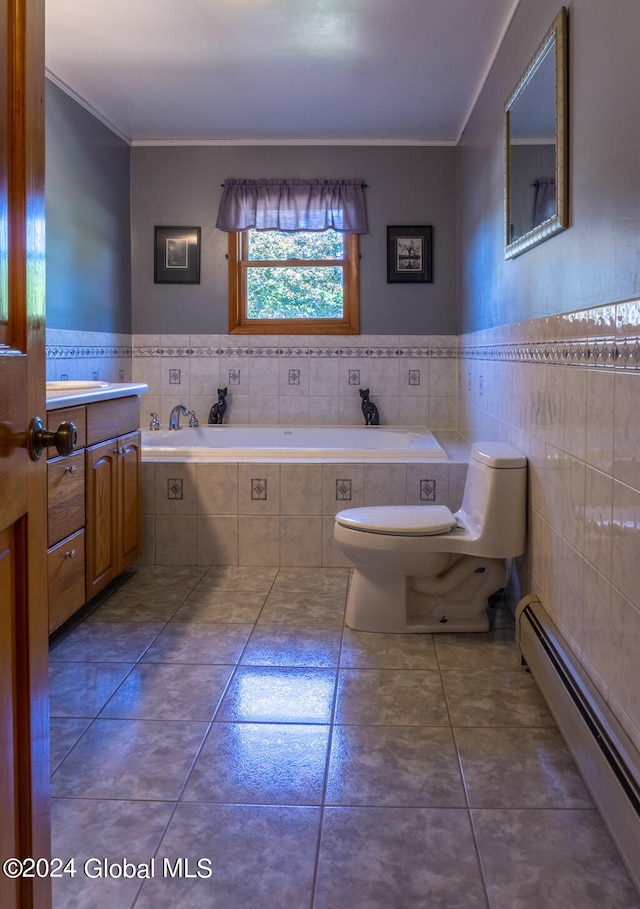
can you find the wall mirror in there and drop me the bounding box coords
[505,7,567,258]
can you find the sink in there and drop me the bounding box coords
[46,380,111,391]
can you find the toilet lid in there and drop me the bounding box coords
[335,505,457,536]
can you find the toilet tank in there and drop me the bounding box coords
[457,443,527,558]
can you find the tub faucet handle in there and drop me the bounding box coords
[149,412,160,430]
[189,410,199,427]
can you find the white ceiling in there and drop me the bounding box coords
[45,0,518,146]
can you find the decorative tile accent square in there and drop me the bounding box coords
[336,479,352,501]
[420,479,436,501]
[167,478,184,500]
[251,478,268,500]
[408,369,421,386]
[169,368,181,385]
[289,369,301,386]
[348,369,361,385]
[229,368,241,385]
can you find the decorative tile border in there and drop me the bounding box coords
[131,345,453,359]
[46,345,132,359]
[459,337,640,369]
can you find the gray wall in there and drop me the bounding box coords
[131,145,458,336]
[45,80,131,333]
[459,0,640,332]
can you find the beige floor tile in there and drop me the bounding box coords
[473,808,640,909]
[241,624,342,667]
[456,726,593,808]
[326,725,466,807]
[51,718,209,800]
[142,622,252,664]
[216,666,336,724]
[99,662,234,720]
[442,669,555,727]
[135,804,320,909]
[335,668,449,726]
[340,628,438,669]
[314,807,486,909]
[183,722,330,804]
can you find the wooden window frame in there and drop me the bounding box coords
[228,230,360,335]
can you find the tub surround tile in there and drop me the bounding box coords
[196,514,239,565]
[280,515,323,566]
[238,514,281,566]
[195,463,239,514]
[363,463,408,506]
[155,515,197,565]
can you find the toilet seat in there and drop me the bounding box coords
[335,505,457,536]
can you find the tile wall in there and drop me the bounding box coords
[46,328,132,384]
[139,453,468,570]
[458,298,640,756]
[130,334,458,431]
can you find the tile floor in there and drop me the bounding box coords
[49,566,640,909]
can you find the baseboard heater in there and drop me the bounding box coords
[516,595,640,893]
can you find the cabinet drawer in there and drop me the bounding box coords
[48,529,85,633]
[47,451,85,546]
[46,405,87,454]
[87,397,140,445]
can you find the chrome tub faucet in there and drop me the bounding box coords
[168,404,190,430]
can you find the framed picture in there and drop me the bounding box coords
[154,226,201,284]
[386,225,433,283]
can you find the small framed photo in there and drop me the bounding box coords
[386,225,433,283]
[154,226,201,284]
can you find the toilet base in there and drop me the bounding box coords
[344,557,507,634]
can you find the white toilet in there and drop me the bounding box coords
[334,442,527,633]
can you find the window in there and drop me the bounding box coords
[228,228,359,334]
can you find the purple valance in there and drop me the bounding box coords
[215,178,368,233]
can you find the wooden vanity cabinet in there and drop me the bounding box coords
[46,406,87,632]
[46,395,142,631]
[85,396,142,600]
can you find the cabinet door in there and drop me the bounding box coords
[85,439,119,598]
[118,430,142,569]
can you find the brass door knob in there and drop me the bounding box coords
[27,416,77,461]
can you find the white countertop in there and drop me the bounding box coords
[46,381,148,410]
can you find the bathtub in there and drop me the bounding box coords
[141,424,446,462]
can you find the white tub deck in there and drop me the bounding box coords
[141,425,447,462]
